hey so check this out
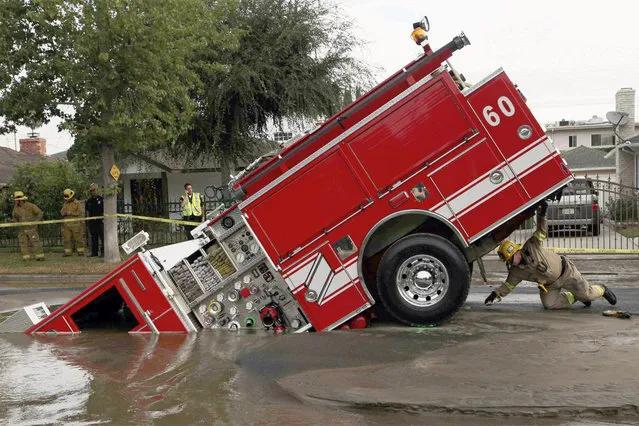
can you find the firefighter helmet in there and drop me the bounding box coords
[497,240,522,263]
[63,188,75,200]
[13,191,27,201]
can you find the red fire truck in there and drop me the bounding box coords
[24,31,572,335]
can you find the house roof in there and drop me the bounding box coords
[561,145,615,170]
[0,147,50,186]
[547,122,639,132]
[49,150,68,160]
[129,141,281,173]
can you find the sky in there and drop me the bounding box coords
[2,0,638,154]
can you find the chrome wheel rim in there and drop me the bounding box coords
[395,255,449,307]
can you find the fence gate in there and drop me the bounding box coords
[510,177,639,253]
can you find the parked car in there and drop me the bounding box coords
[547,178,601,235]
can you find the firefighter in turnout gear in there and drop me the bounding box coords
[485,200,617,309]
[61,189,86,256]
[12,191,45,261]
[180,183,204,240]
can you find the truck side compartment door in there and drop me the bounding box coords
[281,243,368,331]
[428,138,529,239]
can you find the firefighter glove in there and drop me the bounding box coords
[538,200,548,216]
[484,291,501,305]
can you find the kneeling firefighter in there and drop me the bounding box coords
[485,200,617,309]
[61,188,86,256]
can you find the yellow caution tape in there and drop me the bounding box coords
[114,214,202,226]
[546,247,639,254]
[0,214,203,228]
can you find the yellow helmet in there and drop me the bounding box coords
[497,240,522,263]
[63,188,75,200]
[13,191,27,201]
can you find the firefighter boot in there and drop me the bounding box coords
[601,285,617,305]
[582,300,592,307]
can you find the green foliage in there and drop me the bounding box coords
[605,196,639,223]
[178,0,372,166]
[0,0,236,261]
[0,0,231,155]
[2,159,92,219]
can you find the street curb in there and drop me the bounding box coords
[0,274,102,283]
[0,286,87,295]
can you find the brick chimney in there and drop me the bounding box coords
[19,132,47,156]
[615,88,636,186]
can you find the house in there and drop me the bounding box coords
[119,151,233,220]
[546,116,636,152]
[560,146,616,182]
[0,135,51,187]
[547,88,639,187]
[119,140,279,219]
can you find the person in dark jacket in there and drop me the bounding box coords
[85,183,104,257]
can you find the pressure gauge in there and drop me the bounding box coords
[229,306,238,316]
[236,252,246,263]
[227,290,239,302]
[222,216,235,229]
[249,243,259,254]
[208,301,223,316]
[246,301,254,310]
[234,281,242,290]
[198,305,207,314]
[216,293,224,302]
[243,275,252,284]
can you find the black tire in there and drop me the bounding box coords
[376,233,470,326]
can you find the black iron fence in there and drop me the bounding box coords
[511,177,639,252]
[0,198,230,252]
[2,178,638,253]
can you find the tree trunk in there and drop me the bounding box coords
[220,158,231,186]
[101,145,121,263]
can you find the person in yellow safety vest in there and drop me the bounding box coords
[61,188,86,256]
[180,183,204,240]
[12,191,45,261]
[485,200,617,309]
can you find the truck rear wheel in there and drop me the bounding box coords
[376,234,470,326]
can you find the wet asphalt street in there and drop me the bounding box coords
[1,255,639,425]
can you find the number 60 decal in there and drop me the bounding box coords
[482,96,516,127]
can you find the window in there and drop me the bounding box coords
[591,134,615,147]
[273,131,293,142]
[569,135,577,148]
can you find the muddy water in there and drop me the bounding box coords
[0,330,625,425]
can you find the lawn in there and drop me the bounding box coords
[0,253,123,275]
[616,226,639,239]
